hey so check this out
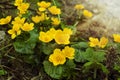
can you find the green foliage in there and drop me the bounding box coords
[85,48,106,62]
[23,54,38,64]
[41,43,57,55]
[97,62,109,74]
[0,69,7,76]
[74,49,86,62]
[43,60,76,79]
[71,42,89,49]
[114,64,120,73]
[14,29,38,54]
[65,60,76,69]
[43,61,64,79]
[74,47,105,63]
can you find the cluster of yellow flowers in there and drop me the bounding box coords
[14,0,30,15]
[8,17,34,39]
[31,1,61,26]
[0,16,11,25]
[74,4,93,18]
[89,34,120,48]
[49,46,75,66]
[32,13,49,23]
[39,28,72,44]
[89,37,108,48]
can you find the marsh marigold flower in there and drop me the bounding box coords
[74,4,84,10]
[32,15,41,23]
[17,3,30,14]
[83,10,93,18]
[39,13,49,21]
[54,29,71,44]
[38,7,46,12]
[0,16,11,25]
[51,17,61,26]
[39,31,53,43]
[37,1,51,8]
[8,24,21,39]
[89,37,99,47]
[98,37,108,48]
[48,6,61,15]
[47,28,56,39]
[113,34,120,43]
[37,1,51,12]
[21,23,34,31]
[62,46,75,59]
[12,16,25,26]
[39,28,56,43]
[14,0,23,6]
[63,28,73,35]
[49,49,66,66]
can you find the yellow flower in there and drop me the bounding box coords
[54,30,70,44]
[47,28,56,39]
[14,0,23,6]
[17,3,30,14]
[12,16,25,25]
[98,37,108,48]
[51,17,61,26]
[37,1,51,8]
[83,10,93,18]
[113,34,120,43]
[39,31,53,43]
[32,15,41,23]
[63,28,73,35]
[39,28,56,43]
[0,16,11,25]
[39,13,49,21]
[89,37,99,47]
[38,7,46,12]
[48,6,61,15]
[8,24,21,39]
[62,46,75,59]
[21,23,34,31]
[12,24,21,31]
[49,49,66,66]
[74,4,84,10]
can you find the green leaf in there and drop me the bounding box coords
[83,62,93,68]
[41,43,56,55]
[23,54,36,64]
[14,41,35,54]
[97,62,109,74]
[118,78,120,80]
[82,62,93,73]
[85,48,106,62]
[94,51,106,62]
[65,60,76,69]
[74,49,86,62]
[0,69,7,76]
[14,29,38,54]
[43,61,64,79]
[71,42,89,49]
[114,64,120,72]
[84,48,94,61]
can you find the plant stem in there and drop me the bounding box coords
[74,21,79,27]
[0,43,12,51]
[52,0,61,21]
[94,68,97,79]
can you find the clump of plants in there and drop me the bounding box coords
[0,0,120,80]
